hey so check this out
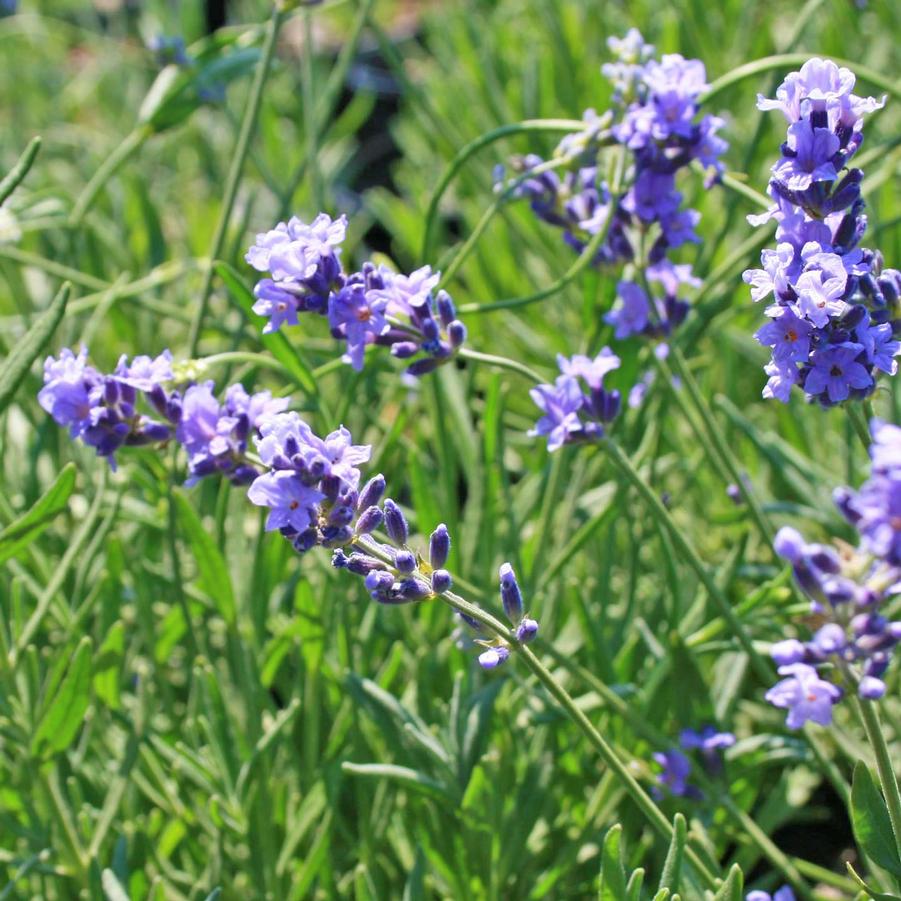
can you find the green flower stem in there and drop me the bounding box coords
[187,6,284,356]
[0,245,108,291]
[437,588,721,891]
[851,690,901,864]
[535,638,812,898]
[198,351,295,376]
[436,155,571,290]
[456,347,545,384]
[354,536,721,884]
[421,119,587,262]
[602,437,773,684]
[666,346,775,543]
[69,125,151,227]
[847,403,872,453]
[458,146,626,315]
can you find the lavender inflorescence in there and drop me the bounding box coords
[529,348,622,451]
[651,726,735,800]
[765,421,901,727]
[744,59,900,406]
[245,212,467,375]
[497,29,726,344]
[40,350,538,671]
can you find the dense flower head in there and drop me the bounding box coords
[39,347,175,469]
[247,214,466,375]
[176,382,288,486]
[745,59,898,406]
[529,348,621,451]
[497,31,725,354]
[766,422,901,726]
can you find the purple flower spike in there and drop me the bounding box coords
[774,526,806,563]
[770,639,807,666]
[431,569,452,594]
[529,375,585,452]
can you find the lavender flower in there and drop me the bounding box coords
[530,349,621,451]
[176,382,287,485]
[765,423,901,724]
[247,215,466,376]
[745,59,898,405]
[39,347,175,468]
[499,32,725,348]
[765,664,842,728]
[652,749,700,799]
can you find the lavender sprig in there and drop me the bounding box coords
[245,213,467,376]
[744,59,899,406]
[765,420,901,727]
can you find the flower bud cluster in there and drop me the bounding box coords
[39,348,175,470]
[765,421,901,727]
[245,213,467,375]
[497,30,726,345]
[529,348,622,451]
[744,59,899,406]
[651,726,735,800]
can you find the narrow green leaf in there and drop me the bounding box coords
[341,762,453,802]
[32,637,92,757]
[202,891,222,901]
[599,824,627,901]
[100,869,129,901]
[712,864,743,901]
[851,761,901,877]
[845,861,901,900]
[93,621,125,710]
[173,490,236,626]
[626,868,645,901]
[652,891,670,901]
[402,848,426,901]
[0,136,41,206]
[0,282,70,414]
[0,463,76,566]
[658,813,687,893]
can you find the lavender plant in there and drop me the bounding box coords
[9,2,901,896]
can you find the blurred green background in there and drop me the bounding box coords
[0,0,899,898]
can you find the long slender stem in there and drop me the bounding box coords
[421,119,587,261]
[847,403,872,452]
[456,347,545,384]
[602,437,773,684]
[69,126,151,227]
[187,7,284,355]
[667,347,774,543]
[438,589,721,891]
[853,692,901,864]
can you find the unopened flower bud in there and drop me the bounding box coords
[383,499,409,545]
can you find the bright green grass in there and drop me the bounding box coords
[0,0,900,898]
